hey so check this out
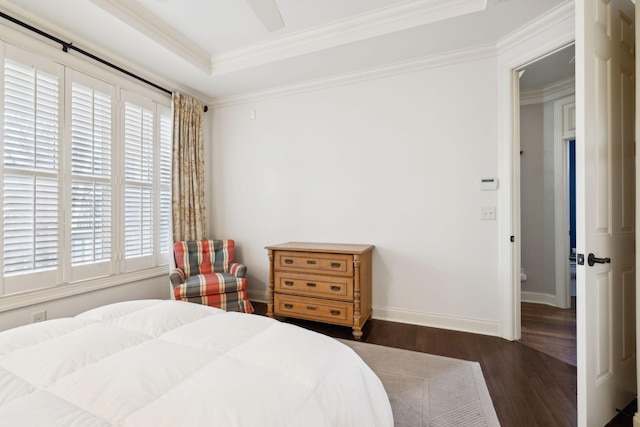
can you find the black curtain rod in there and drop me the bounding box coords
[0,11,208,112]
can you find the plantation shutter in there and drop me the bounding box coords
[68,70,115,280]
[2,47,62,293]
[122,91,155,271]
[0,43,172,299]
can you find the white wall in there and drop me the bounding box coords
[520,103,545,295]
[520,98,560,303]
[210,54,503,335]
[542,100,557,297]
[0,277,170,331]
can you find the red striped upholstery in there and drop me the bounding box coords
[170,240,253,314]
[176,273,246,296]
[175,291,253,314]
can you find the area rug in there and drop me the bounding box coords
[339,340,501,427]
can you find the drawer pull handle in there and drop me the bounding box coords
[331,262,341,268]
[284,303,294,309]
[306,260,317,265]
[284,259,294,264]
[306,306,317,311]
[330,310,341,316]
[284,281,294,286]
[306,282,317,287]
[330,285,341,291]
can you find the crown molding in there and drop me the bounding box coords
[0,2,213,101]
[212,43,496,108]
[4,0,486,83]
[84,0,487,77]
[211,0,487,76]
[520,76,575,105]
[496,1,573,54]
[89,0,211,73]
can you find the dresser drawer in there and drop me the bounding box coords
[274,294,353,326]
[274,251,353,276]
[267,242,374,340]
[275,272,353,300]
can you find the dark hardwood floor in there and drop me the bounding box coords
[520,301,576,367]
[252,302,635,427]
[518,301,634,427]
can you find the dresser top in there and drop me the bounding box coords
[265,242,374,254]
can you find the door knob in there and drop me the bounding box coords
[587,253,611,266]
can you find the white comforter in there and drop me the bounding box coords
[0,299,393,426]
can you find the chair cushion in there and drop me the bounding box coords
[177,291,254,314]
[174,273,247,298]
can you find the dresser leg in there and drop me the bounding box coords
[352,327,363,340]
[352,255,362,341]
[267,249,275,318]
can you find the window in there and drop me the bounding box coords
[123,97,154,261]
[2,47,62,294]
[121,91,172,272]
[0,43,171,297]
[68,70,115,281]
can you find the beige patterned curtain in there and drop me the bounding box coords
[172,92,206,242]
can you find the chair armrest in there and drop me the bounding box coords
[229,262,247,278]
[170,268,186,286]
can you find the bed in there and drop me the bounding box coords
[0,299,393,426]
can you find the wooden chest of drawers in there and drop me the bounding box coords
[266,242,374,340]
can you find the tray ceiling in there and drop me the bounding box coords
[0,0,569,101]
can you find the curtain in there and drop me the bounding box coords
[171,92,206,242]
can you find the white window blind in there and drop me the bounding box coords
[124,184,153,257]
[124,101,154,258]
[2,50,61,292]
[69,75,114,275]
[122,92,156,271]
[3,175,58,273]
[0,42,171,297]
[3,60,58,171]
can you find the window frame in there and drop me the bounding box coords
[0,36,172,308]
[1,44,65,295]
[65,68,117,283]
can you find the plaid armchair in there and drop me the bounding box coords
[170,240,253,313]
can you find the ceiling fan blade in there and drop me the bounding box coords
[245,0,284,32]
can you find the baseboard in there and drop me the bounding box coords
[247,289,268,304]
[520,291,557,306]
[248,293,501,337]
[372,306,501,337]
[634,412,640,427]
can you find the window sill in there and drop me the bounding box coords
[0,266,169,313]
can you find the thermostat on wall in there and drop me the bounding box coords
[480,178,498,191]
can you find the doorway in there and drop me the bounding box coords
[517,45,576,364]
[568,139,576,301]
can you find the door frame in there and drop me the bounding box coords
[635,5,640,427]
[553,94,575,310]
[496,4,574,340]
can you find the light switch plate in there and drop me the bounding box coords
[480,206,496,220]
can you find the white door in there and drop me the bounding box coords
[575,0,636,426]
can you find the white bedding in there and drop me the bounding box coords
[0,299,393,426]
